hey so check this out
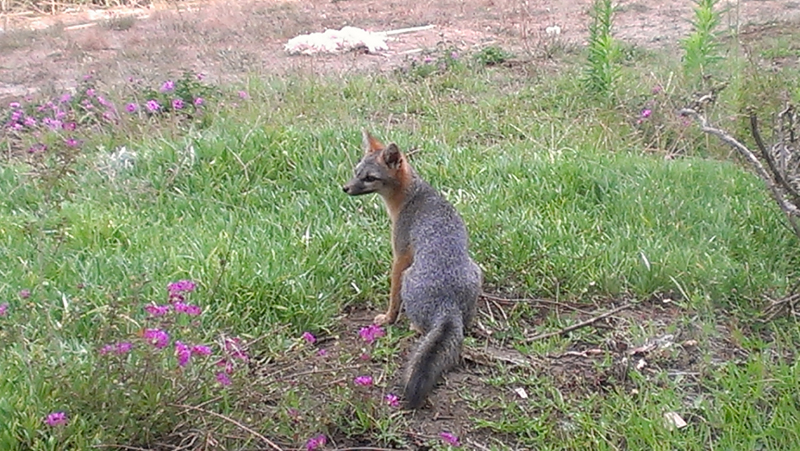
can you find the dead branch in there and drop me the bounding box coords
[750,113,800,204]
[679,107,800,238]
[523,303,633,343]
[171,404,284,451]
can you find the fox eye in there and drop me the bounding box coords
[363,175,378,183]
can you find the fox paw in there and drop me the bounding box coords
[374,313,395,325]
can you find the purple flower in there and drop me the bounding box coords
[100,341,133,355]
[385,393,400,407]
[191,345,212,356]
[55,110,66,120]
[168,279,196,294]
[301,331,316,344]
[317,348,327,356]
[223,337,249,362]
[125,103,138,113]
[173,301,202,316]
[83,73,93,81]
[9,101,21,109]
[63,122,77,131]
[450,51,459,59]
[160,80,175,92]
[11,110,23,121]
[60,93,72,103]
[305,434,327,451]
[8,123,22,131]
[172,98,184,110]
[23,116,36,127]
[652,85,663,94]
[0,303,8,316]
[143,328,170,348]
[64,137,81,148]
[28,143,47,154]
[175,341,191,366]
[97,96,112,107]
[238,90,249,100]
[641,109,652,118]
[45,411,68,427]
[216,358,235,374]
[440,432,460,447]
[102,111,116,122]
[194,97,204,106]
[358,324,385,344]
[19,289,31,299]
[145,304,170,316]
[216,372,232,386]
[424,56,433,63]
[145,99,161,112]
[197,73,205,80]
[86,88,95,97]
[42,118,62,130]
[354,375,373,386]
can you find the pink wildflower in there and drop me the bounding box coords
[216,372,232,386]
[9,101,21,109]
[358,324,385,344]
[301,331,316,344]
[174,301,202,316]
[19,289,31,299]
[143,328,170,349]
[125,103,137,113]
[191,345,212,356]
[440,432,460,447]
[100,341,132,355]
[160,80,175,92]
[145,304,170,316]
[317,348,327,357]
[45,411,68,427]
[354,375,373,386]
[60,93,72,103]
[385,393,400,407]
[175,341,191,366]
[172,98,184,110]
[86,88,96,97]
[641,109,652,118]
[238,90,249,99]
[194,97,204,106]
[168,279,196,294]
[24,116,37,127]
[145,99,160,112]
[0,303,8,316]
[305,434,327,451]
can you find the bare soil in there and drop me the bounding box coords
[2,0,800,100]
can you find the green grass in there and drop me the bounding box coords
[1,36,799,449]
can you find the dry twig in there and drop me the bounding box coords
[523,303,633,343]
[170,403,284,451]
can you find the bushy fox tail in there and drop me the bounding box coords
[403,314,464,409]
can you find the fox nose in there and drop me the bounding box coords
[342,184,350,194]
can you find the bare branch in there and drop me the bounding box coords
[680,108,800,238]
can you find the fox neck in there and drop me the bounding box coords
[380,164,417,224]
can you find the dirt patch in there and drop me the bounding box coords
[2,0,800,101]
[199,295,754,449]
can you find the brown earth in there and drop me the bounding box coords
[2,0,800,101]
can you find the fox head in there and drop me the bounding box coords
[342,130,408,197]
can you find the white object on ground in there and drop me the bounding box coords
[285,25,434,55]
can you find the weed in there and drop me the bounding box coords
[681,0,723,78]
[473,46,514,67]
[584,0,621,98]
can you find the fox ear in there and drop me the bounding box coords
[382,143,403,169]
[362,129,384,154]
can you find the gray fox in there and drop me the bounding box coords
[342,130,482,409]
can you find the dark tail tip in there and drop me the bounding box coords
[403,316,463,409]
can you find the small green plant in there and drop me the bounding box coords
[584,0,621,98]
[102,15,137,31]
[473,46,513,67]
[681,0,723,77]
